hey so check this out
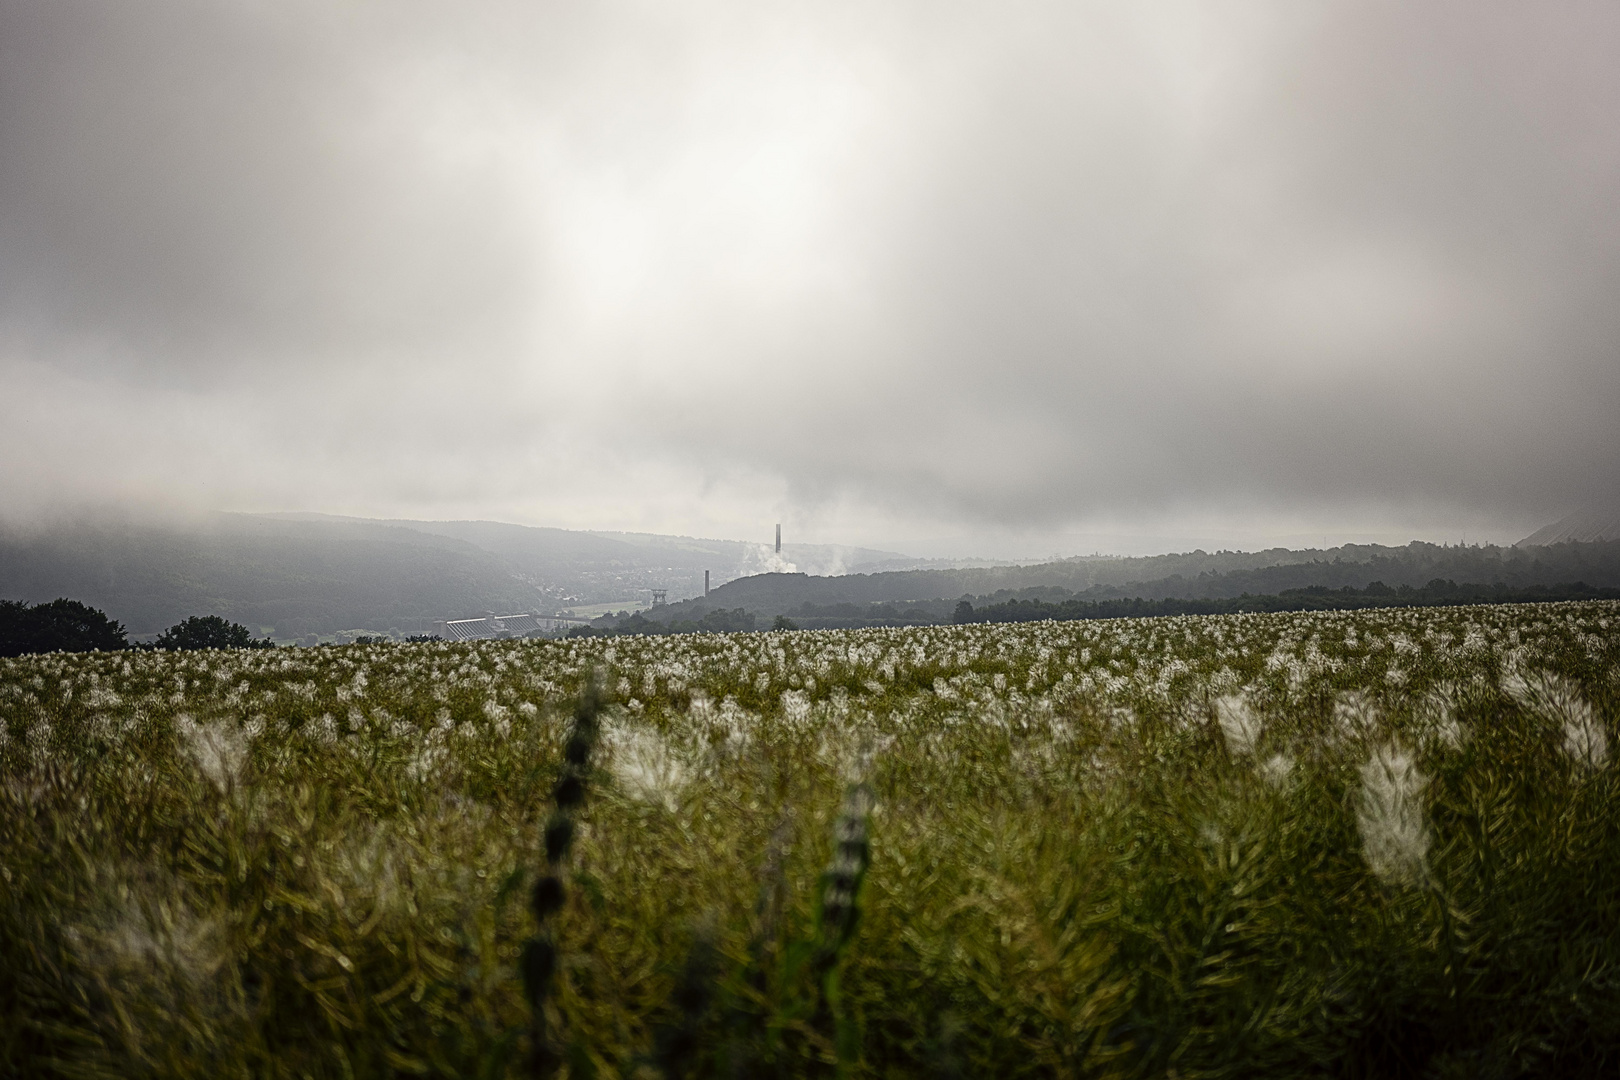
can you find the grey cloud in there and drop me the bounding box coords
[1,0,1616,553]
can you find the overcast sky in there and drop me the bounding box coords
[2,0,1617,558]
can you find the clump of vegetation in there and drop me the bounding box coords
[1,602,279,658]
[2,602,1618,1076]
[150,614,276,651]
[0,598,128,657]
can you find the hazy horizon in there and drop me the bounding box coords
[4,1,1617,558]
[0,501,1565,568]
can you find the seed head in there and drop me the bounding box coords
[1214,693,1262,757]
[521,938,557,1002]
[1356,741,1430,886]
[552,773,586,809]
[1505,670,1608,771]
[531,874,566,919]
[1258,752,1294,788]
[543,816,574,864]
[564,733,592,767]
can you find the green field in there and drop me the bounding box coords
[4,604,1618,1077]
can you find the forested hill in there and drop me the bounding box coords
[630,540,1620,625]
[8,509,1619,642]
[0,513,911,639]
[0,514,533,639]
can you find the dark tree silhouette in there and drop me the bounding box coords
[0,598,130,657]
[153,615,274,651]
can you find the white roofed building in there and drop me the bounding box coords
[438,612,587,641]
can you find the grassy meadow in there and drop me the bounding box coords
[3,603,1619,1078]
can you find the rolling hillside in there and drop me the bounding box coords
[9,510,1619,642]
[0,513,911,639]
[631,539,1620,626]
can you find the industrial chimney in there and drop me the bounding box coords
[704,570,710,596]
[775,523,781,554]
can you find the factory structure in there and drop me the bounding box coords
[437,611,589,641]
[436,526,777,639]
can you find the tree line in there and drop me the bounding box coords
[1,599,275,658]
[576,579,1620,638]
[951,579,1620,624]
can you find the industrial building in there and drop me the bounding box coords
[437,611,587,641]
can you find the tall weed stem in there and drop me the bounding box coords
[522,675,604,1078]
[811,781,873,1076]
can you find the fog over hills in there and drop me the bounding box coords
[0,514,523,639]
[4,510,1617,641]
[0,512,952,638]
